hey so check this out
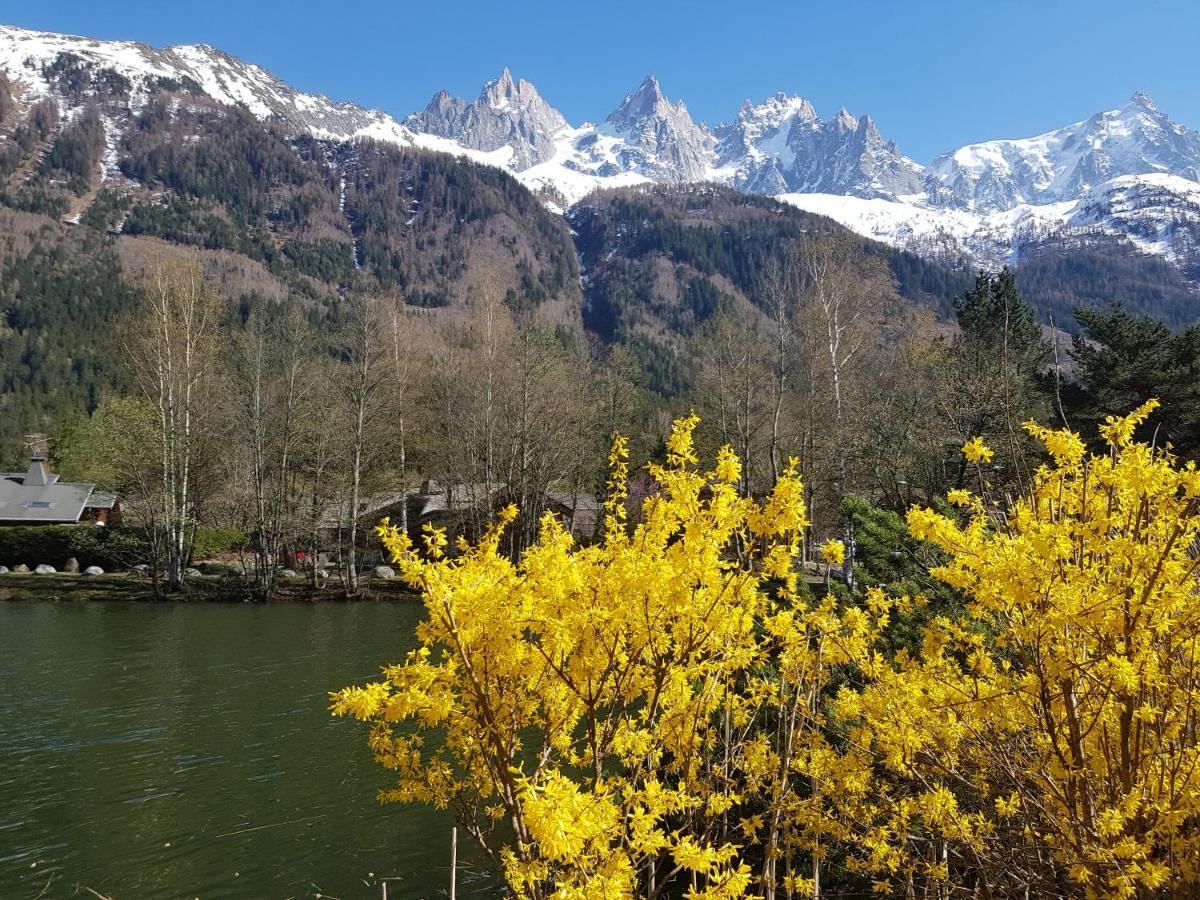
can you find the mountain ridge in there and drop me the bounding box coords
[2,21,1200,285]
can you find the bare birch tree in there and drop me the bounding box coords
[800,234,890,585]
[231,308,321,598]
[384,294,427,537]
[127,262,222,593]
[759,252,800,487]
[693,311,773,496]
[335,294,390,595]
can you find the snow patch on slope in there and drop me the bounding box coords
[781,173,1200,273]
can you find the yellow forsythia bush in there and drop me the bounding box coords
[857,399,1200,898]
[333,404,1200,900]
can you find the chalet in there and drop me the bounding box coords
[0,453,121,526]
[317,481,602,544]
[545,492,602,538]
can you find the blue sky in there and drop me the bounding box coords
[2,0,1195,162]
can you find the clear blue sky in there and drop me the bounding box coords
[2,0,1195,162]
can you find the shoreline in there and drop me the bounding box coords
[0,573,422,603]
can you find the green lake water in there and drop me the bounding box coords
[0,601,497,899]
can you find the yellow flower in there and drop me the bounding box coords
[821,538,846,566]
[713,445,741,485]
[338,408,1200,900]
[946,488,972,507]
[336,415,835,898]
[1099,398,1159,447]
[961,436,994,464]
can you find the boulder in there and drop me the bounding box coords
[63,557,80,574]
[278,568,297,579]
[315,568,330,580]
[0,565,8,574]
[12,564,30,573]
[372,565,396,580]
[184,567,202,578]
[132,564,150,575]
[34,564,56,574]
[82,566,105,576]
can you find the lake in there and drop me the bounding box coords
[0,600,497,899]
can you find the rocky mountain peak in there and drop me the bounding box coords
[747,92,816,125]
[478,67,561,122]
[491,66,516,91]
[1129,90,1158,112]
[405,69,568,168]
[594,75,711,182]
[833,108,857,132]
[606,75,672,130]
[858,114,881,138]
[714,91,921,200]
[714,92,816,170]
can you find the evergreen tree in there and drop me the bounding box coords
[941,268,1051,487]
[954,267,1046,366]
[1068,306,1200,455]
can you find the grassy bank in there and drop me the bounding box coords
[0,574,421,603]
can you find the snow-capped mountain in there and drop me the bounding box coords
[925,93,1200,212]
[404,68,567,168]
[711,92,923,199]
[781,174,1200,275]
[0,23,420,143]
[780,95,1200,278]
[3,21,1200,284]
[400,76,910,206]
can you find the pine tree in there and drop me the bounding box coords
[942,268,1050,487]
[1069,305,1200,454]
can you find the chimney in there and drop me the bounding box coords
[24,458,51,487]
[23,434,54,487]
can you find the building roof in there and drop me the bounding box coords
[0,458,96,523]
[317,490,410,529]
[418,483,502,518]
[316,483,604,531]
[83,490,119,510]
[546,492,603,512]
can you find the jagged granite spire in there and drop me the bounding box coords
[599,75,712,182]
[714,93,922,198]
[405,69,568,168]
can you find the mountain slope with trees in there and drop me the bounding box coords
[0,78,585,463]
[569,184,972,393]
[1,55,1197,500]
[7,23,1200,292]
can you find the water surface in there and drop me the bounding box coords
[0,601,495,899]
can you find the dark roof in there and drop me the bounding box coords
[83,490,119,510]
[546,492,603,511]
[0,459,95,523]
[318,491,409,529]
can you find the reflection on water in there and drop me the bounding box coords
[0,601,497,899]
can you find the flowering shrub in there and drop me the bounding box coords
[334,404,1200,899]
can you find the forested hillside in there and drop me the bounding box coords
[1013,234,1200,330]
[3,60,1200,466]
[569,185,972,393]
[0,210,138,450]
[0,73,583,462]
[339,140,579,311]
